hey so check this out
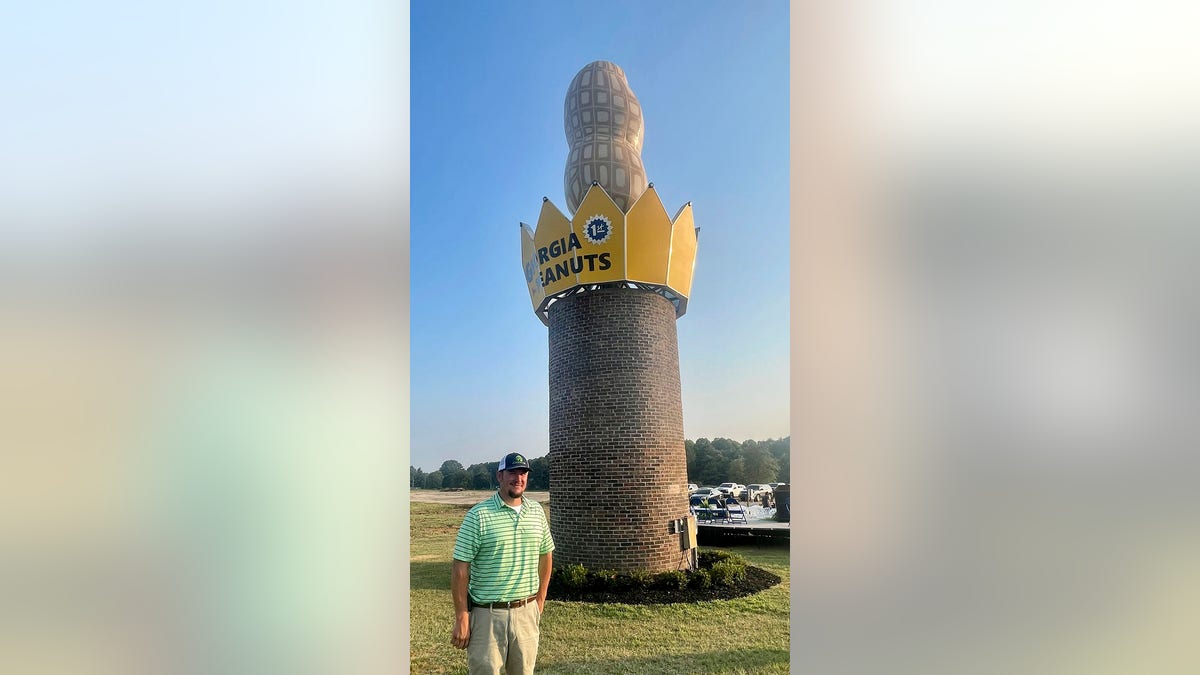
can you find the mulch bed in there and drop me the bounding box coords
[547,565,782,605]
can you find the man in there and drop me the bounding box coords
[450,452,554,675]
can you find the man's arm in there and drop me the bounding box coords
[536,551,552,613]
[450,560,471,649]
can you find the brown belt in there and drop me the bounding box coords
[471,594,538,610]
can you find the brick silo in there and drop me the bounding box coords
[519,61,699,573]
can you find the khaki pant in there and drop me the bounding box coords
[467,601,542,675]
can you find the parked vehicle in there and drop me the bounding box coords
[745,483,772,501]
[690,487,723,501]
[717,482,745,497]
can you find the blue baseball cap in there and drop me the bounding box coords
[498,452,530,472]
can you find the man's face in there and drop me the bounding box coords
[498,468,528,500]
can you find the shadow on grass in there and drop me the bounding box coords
[411,561,452,591]
[543,647,789,674]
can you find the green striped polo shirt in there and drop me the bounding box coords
[452,493,555,604]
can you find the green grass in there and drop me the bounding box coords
[410,501,790,674]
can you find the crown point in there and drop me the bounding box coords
[543,196,549,202]
[591,180,599,186]
[648,182,654,188]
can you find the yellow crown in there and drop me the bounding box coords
[520,183,697,325]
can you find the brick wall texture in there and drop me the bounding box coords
[547,288,692,573]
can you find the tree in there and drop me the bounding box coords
[527,455,550,490]
[410,466,426,489]
[691,438,726,485]
[767,437,790,482]
[741,443,780,483]
[467,463,493,490]
[681,435,790,485]
[712,437,742,467]
[424,471,444,490]
[727,457,747,484]
[439,460,467,489]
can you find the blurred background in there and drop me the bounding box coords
[791,1,1199,673]
[1,0,1197,673]
[0,1,409,674]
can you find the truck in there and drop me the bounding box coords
[717,482,745,498]
[744,483,773,501]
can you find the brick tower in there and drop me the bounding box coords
[519,61,699,573]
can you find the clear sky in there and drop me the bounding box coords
[2,0,405,235]
[410,1,791,471]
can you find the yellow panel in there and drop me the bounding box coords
[625,186,672,285]
[520,222,545,312]
[569,184,626,285]
[532,200,578,296]
[667,203,697,298]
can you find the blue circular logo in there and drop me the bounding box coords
[584,215,612,244]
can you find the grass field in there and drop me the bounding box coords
[410,500,790,674]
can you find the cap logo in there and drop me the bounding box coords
[515,454,524,464]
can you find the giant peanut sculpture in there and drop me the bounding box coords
[563,61,648,213]
[519,61,699,572]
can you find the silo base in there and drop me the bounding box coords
[547,288,691,573]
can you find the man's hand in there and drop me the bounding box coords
[537,551,552,616]
[451,611,470,649]
[450,560,472,649]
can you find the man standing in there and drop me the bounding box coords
[450,452,554,674]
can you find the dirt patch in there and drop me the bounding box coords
[548,565,782,605]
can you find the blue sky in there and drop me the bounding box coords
[2,0,405,232]
[410,1,791,471]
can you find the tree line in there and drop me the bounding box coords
[410,456,551,491]
[686,437,789,486]
[411,436,789,490]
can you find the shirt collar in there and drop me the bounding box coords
[491,492,526,512]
